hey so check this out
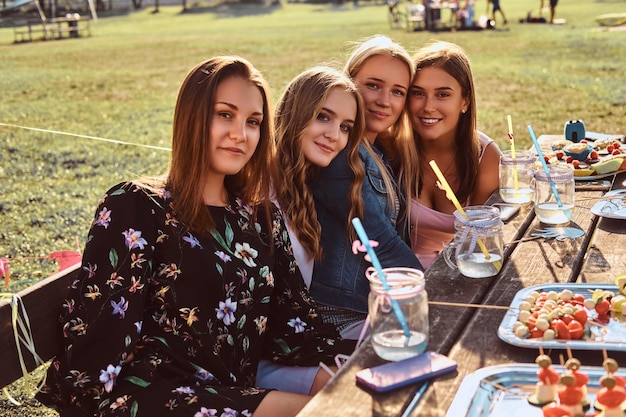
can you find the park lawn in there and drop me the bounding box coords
[0,0,625,287]
[0,0,625,414]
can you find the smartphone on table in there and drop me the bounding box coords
[355,351,457,393]
[492,203,521,222]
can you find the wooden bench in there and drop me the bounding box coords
[11,15,90,43]
[12,19,49,43]
[47,15,91,40]
[0,263,79,390]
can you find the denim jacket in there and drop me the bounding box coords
[309,143,424,313]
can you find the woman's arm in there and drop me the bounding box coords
[39,182,156,412]
[470,140,502,205]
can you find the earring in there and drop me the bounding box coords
[461,109,467,114]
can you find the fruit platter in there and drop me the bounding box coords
[543,137,626,180]
[446,363,626,417]
[498,280,626,351]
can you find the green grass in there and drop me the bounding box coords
[1,0,625,290]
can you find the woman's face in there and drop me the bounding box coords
[352,55,410,142]
[208,76,264,178]
[301,86,357,168]
[408,66,469,144]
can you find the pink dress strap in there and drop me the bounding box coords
[410,132,494,268]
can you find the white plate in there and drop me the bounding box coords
[591,189,626,219]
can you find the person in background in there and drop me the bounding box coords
[256,65,366,394]
[488,0,507,25]
[545,0,559,23]
[309,35,423,340]
[408,41,501,269]
[36,56,355,417]
[456,0,475,29]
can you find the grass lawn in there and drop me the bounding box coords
[0,0,624,412]
[1,0,625,296]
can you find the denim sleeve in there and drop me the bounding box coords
[312,148,423,271]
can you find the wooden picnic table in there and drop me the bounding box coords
[296,169,626,417]
[12,15,90,43]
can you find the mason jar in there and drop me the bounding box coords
[499,150,536,204]
[365,267,428,361]
[533,166,575,225]
[444,205,504,278]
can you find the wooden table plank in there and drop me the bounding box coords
[579,172,626,285]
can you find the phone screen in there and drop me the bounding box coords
[355,351,457,393]
[493,203,520,222]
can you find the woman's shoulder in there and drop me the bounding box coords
[477,131,501,159]
[100,180,171,209]
[477,130,494,147]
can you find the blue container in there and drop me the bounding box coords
[564,120,586,143]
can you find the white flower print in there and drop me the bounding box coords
[172,386,195,395]
[234,242,258,267]
[111,296,129,318]
[99,364,122,393]
[183,232,203,249]
[215,297,237,326]
[288,317,307,333]
[94,207,112,229]
[122,228,148,250]
[254,316,267,334]
[221,408,239,417]
[194,407,218,417]
[215,251,231,262]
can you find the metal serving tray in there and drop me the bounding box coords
[446,363,619,417]
[498,283,626,351]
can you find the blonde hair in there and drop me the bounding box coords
[344,35,419,234]
[273,65,366,260]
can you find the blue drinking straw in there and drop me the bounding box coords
[528,125,563,207]
[351,217,411,339]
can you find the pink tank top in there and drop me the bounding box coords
[411,132,494,268]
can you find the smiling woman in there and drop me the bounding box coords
[272,65,366,288]
[409,40,502,269]
[33,56,356,417]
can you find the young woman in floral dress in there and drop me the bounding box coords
[36,56,354,417]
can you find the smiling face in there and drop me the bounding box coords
[352,54,410,142]
[207,76,264,179]
[408,66,469,145]
[300,86,357,168]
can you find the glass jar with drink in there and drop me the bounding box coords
[366,267,428,361]
[499,150,536,204]
[444,205,504,278]
[533,166,575,225]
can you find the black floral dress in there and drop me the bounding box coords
[36,182,354,417]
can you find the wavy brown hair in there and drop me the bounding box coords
[412,41,479,205]
[141,56,274,235]
[273,66,366,260]
[343,35,419,235]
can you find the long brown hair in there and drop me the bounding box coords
[141,56,275,234]
[413,41,479,204]
[343,35,419,235]
[273,65,366,260]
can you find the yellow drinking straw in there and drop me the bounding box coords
[507,115,519,190]
[429,160,502,272]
